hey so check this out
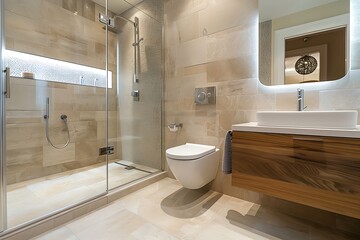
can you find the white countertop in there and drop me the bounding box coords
[232,122,360,138]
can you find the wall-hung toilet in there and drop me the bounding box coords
[166,143,220,189]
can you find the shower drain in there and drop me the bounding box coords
[114,162,152,173]
[125,166,136,170]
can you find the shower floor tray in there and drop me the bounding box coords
[6,160,158,228]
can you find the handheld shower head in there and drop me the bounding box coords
[44,97,50,119]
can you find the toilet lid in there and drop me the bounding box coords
[166,143,216,160]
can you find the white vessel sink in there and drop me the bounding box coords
[257,111,358,129]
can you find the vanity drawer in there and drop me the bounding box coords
[232,131,360,218]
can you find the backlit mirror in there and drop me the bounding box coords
[259,0,350,86]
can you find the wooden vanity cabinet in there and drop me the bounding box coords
[232,131,360,218]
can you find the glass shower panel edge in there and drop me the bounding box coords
[0,0,6,232]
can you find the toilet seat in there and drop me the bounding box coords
[166,143,215,160]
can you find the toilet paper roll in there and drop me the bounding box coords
[168,125,178,132]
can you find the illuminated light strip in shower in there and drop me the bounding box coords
[4,50,112,88]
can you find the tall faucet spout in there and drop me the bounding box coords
[297,88,305,111]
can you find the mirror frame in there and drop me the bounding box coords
[273,14,350,85]
[258,0,353,89]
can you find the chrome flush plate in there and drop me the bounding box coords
[194,87,216,105]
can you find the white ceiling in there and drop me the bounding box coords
[259,0,339,22]
[92,0,143,15]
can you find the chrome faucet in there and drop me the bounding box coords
[297,88,306,111]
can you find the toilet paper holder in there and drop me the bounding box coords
[168,123,183,132]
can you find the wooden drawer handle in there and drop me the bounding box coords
[293,137,324,142]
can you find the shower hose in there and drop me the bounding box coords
[44,114,70,149]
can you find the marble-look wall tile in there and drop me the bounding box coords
[319,89,360,110]
[207,25,257,62]
[206,57,257,82]
[164,0,208,23]
[176,12,200,43]
[6,78,50,111]
[75,141,102,163]
[198,0,257,35]
[43,143,76,167]
[176,37,207,67]
[5,0,113,70]
[6,122,44,149]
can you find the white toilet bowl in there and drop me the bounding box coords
[166,143,220,189]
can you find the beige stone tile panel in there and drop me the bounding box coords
[216,96,239,112]
[164,0,208,23]
[49,28,88,56]
[319,89,360,110]
[75,140,102,162]
[176,12,200,43]
[6,111,43,124]
[216,78,258,96]
[6,146,43,167]
[207,24,257,62]
[98,119,117,139]
[182,63,207,76]
[199,0,257,36]
[4,0,43,19]
[219,110,245,132]
[6,83,50,111]
[176,37,207,68]
[5,10,50,44]
[256,94,276,111]
[43,143,76,167]
[73,121,97,142]
[6,122,44,149]
[236,94,258,110]
[207,56,257,82]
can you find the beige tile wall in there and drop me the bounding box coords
[164,0,360,229]
[6,78,118,184]
[4,0,118,184]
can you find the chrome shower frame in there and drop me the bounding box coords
[0,0,6,233]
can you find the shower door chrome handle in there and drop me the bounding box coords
[3,67,10,98]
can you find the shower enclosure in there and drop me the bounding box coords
[0,0,163,233]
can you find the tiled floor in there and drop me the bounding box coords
[7,160,158,228]
[32,178,359,240]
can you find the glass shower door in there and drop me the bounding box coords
[1,0,109,229]
[107,0,163,190]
